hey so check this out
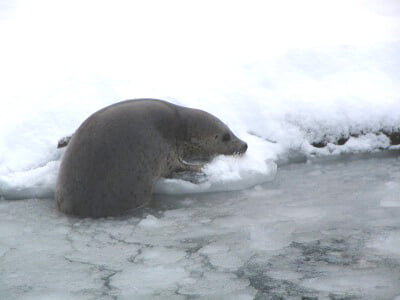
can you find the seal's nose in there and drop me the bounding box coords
[241,142,248,153]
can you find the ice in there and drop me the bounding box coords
[301,269,400,298]
[198,242,244,271]
[177,272,253,298]
[137,215,163,229]
[135,247,186,265]
[154,150,278,194]
[379,181,400,207]
[0,160,59,200]
[112,265,190,298]
[368,232,400,256]
[1,155,400,299]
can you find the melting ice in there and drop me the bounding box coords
[1,155,400,299]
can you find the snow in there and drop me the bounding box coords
[0,0,400,298]
[0,0,399,198]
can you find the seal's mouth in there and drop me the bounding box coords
[233,142,248,156]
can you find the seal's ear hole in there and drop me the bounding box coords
[215,135,218,139]
[222,133,231,142]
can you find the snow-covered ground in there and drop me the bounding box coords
[1,0,400,298]
[1,154,400,299]
[1,0,400,198]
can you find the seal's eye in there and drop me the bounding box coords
[222,133,231,142]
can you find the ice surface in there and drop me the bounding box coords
[1,155,400,299]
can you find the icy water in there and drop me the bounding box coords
[1,154,400,300]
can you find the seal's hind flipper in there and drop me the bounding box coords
[57,134,74,148]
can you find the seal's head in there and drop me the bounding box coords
[180,108,248,161]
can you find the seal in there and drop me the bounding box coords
[56,99,247,217]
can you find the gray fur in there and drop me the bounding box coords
[56,99,247,218]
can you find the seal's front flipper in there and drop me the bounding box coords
[176,159,204,173]
[57,134,74,148]
[183,163,203,173]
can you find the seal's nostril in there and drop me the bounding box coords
[242,143,248,153]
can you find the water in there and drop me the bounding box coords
[1,154,399,299]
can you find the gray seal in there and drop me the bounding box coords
[56,99,247,217]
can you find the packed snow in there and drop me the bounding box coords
[0,0,399,199]
[0,0,400,298]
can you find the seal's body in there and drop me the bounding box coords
[56,99,247,217]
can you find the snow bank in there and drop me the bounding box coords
[0,0,399,199]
